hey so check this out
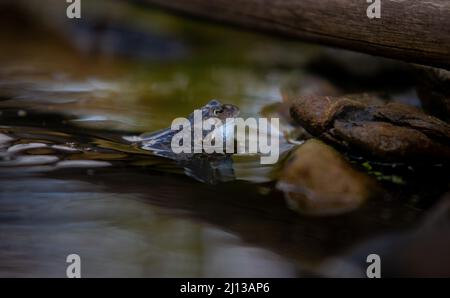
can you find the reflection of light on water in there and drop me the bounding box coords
[71,115,109,122]
[200,228,297,277]
[0,133,14,147]
[0,177,297,277]
[35,79,120,93]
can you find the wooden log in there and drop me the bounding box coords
[144,0,450,70]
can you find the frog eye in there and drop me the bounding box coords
[213,108,223,116]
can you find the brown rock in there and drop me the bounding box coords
[290,95,450,162]
[273,75,342,126]
[415,66,450,121]
[290,95,366,135]
[370,103,450,142]
[277,139,374,216]
[333,121,449,161]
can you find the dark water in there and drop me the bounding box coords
[0,1,448,277]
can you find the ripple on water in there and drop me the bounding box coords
[7,142,48,153]
[55,160,111,169]
[0,133,14,146]
[0,155,59,167]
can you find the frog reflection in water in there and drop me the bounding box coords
[124,100,240,183]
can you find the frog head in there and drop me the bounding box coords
[197,99,240,122]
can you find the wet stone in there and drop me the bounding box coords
[277,139,374,216]
[415,66,450,122]
[333,121,449,161]
[290,95,450,163]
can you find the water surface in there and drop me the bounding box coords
[0,1,447,277]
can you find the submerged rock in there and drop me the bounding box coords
[290,95,450,162]
[277,139,374,216]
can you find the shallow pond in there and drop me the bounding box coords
[0,1,448,277]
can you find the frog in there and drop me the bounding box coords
[123,99,240,160]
